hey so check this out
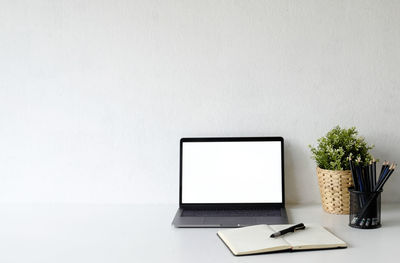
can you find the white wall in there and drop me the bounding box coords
[1,0,399,204]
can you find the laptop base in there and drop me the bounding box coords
[172,208,288,228]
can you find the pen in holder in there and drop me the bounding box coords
[348,157,397,229]
[349,188,382,229]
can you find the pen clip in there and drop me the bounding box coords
[294,225,306,231]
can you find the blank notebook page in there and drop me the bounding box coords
[218,225,290,255]
[270,224,347,250]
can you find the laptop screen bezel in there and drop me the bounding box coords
[179,137,285,209]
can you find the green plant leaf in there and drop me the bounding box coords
[309,125,374,170]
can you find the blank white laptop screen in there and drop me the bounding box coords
[182,141,282,204]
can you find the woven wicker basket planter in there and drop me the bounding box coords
[316,167,354,214]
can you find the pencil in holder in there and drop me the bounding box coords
[348,187,382,229]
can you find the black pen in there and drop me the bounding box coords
[270,223,306,238]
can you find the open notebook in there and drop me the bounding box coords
[217,224,346,256]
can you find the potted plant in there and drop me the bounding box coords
[309,126,374,214]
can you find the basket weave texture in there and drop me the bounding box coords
[316,167,354,214]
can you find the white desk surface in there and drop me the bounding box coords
[0,203,399,263]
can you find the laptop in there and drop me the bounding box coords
[172,137,288,227]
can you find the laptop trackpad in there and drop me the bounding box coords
[204,217,257,227]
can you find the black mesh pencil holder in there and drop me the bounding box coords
[349,188,382,229]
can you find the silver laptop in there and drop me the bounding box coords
[172,137,288,227]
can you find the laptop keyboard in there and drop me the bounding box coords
[181,208,281,217]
